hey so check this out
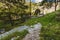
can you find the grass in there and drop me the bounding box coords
[21,10,60,40]
[21,12,56,26]
[22,10,60,25]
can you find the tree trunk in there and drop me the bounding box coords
[8,13,14,26]
[55,0,57,11]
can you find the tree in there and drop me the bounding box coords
[55,0,57,11]
[0,0,28,26]
[40,0,53,8]
[55,0,59,11]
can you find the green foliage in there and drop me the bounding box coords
[0,0,28,29]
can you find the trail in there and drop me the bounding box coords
[23,23,42,40]
[0,23,42,40]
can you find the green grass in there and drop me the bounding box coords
[22,12,56,26]
[22,10,60,25]
[40,11,60,40]
[21,10,60,40]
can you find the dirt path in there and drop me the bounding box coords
[0,23,42,40]
[23,23,42,40]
